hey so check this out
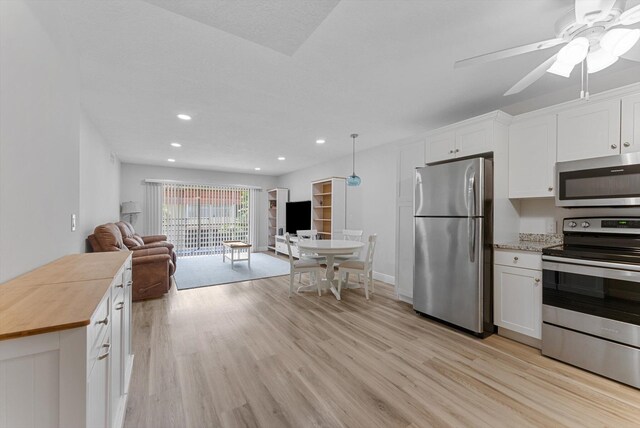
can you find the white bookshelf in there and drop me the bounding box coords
[311,177,346,239]
[267,188,289,252]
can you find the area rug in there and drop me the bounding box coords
[174,252,290,290]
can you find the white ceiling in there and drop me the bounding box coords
[48,0,640,175]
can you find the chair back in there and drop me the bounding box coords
[284,233,296,268]
[296,230,317,240]
[342,229,363,241]
[364,234,377,270]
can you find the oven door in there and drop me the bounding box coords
[542,256,640,346]
[556,153,640,207]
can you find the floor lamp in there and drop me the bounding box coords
[121,201,141,224]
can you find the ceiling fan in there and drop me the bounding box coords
[455,0,640,97]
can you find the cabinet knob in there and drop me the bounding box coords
[98,343,110,360]
[116,283,124,288]
[624,142,631,148]
[548,187,553,192]
[455,149,460,153]
[96,316,108,326]
[115,302,125,311]
[513,256,519,261]
[534,278,541,284]
[611,144,618,149]
[126,280,133,287]
[449,150,454,154]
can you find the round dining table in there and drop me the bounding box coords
[296,239,365,300]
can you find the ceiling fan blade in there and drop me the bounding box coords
[575,0,617,25]
[504,54,558,96]
[454,38,565,68]
[621,39,640,60]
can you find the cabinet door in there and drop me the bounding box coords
[425,131,455,164]
[395,204,414,300]
[622,93,640,154]
[87,336,110,428]
[398,139,425,202]
[111,295,124,427]
[557,99,621,162]
[508,115,557,198]
[494,265,542,339]
[455,120,494,158]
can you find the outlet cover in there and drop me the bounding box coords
[545,218,556,234]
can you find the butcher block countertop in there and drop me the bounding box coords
[0,252,131,341]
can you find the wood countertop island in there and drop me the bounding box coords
[0,251,132,341]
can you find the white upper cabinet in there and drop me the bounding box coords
[509,115,557,198]
[557,99,621,162]
[622,93,640,154]
[425,131,455,164]
[455,120,494,158]
[425,115,502,164]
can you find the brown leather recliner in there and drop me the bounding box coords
[115,221,177,269]
[88,223,174,301]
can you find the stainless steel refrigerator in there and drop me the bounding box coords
[413,157,494,337]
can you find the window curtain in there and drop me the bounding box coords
[143,182,163,236]
[160,183,259,257]
[249,188,259,252]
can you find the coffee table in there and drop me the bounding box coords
[222,241,251,268]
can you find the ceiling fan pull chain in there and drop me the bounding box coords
[580,60,585,100]
[585,58,590,100]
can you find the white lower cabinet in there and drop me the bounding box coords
[494,250,542,341]
[0,254,133,428]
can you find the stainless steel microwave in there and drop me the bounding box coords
[556,153,640,207]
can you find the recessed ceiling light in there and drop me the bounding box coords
[167,158,176,162]
[277,156,286,160]
[316,139,326,144]
[177,114,191,121]
[170,142,182,147]
[254,167,261,171]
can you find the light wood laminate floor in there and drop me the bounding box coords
[124,269,640,428]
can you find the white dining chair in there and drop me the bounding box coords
[333,229,364,281]
[285,233,324,297]
[337,234,377,300]
[296,229,325,282]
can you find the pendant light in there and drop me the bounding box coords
[347,133,361,187]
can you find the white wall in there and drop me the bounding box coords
[119,163,277,249]
[0,0,81,282]
[79,111,121,250]
[0,1,120,282]
[276,143,398,284]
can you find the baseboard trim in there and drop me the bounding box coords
[397,294,413,304]
[497,327,541,349]
[373,271,395,285]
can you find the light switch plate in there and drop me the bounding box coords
[71,214,76,232]
[545,218,556,234]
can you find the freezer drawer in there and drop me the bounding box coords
[413,217,484,333]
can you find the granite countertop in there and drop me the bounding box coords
[494,233,563,253]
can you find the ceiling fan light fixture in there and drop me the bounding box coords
[587,47,619,73]
[601,28,640,56]
[619,0,640,25]
[547,60,575,77]
[558,37,590,64]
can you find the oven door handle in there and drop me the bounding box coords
[542,255,640,273]
[543,258,640,283]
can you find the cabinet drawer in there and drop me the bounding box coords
[88,293,110,355]
[275,241,287,254]
[494,249,542,270]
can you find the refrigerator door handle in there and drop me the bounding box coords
[467,173,476,262]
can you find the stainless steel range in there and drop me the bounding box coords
[542,218,640,388]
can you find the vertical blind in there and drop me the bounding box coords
[161,183,256,257]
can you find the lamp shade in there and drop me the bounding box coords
[121,201,141,215]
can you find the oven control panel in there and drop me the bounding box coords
[564,218,640,234]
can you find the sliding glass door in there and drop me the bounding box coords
[162,184,252,257]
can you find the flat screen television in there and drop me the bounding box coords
[285,200,311,235]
